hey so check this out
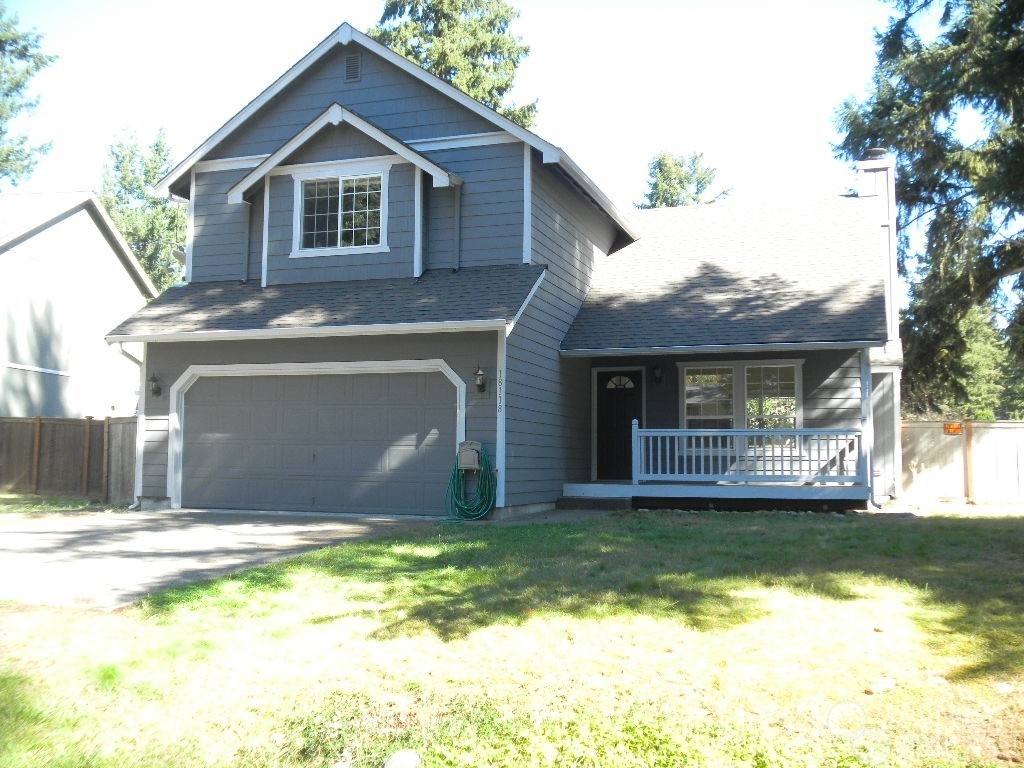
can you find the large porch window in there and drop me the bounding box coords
[680,361,801,429]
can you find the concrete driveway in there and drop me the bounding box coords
[0,509,433,611]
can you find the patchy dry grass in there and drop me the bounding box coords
[1,510,1022,767]
[0,492,117,515]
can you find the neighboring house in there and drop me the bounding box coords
[1,193,156,418]
[107,22,901,515]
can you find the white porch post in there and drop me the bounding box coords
[631,419,641,484]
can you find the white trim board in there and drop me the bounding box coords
[194,155,268,173]
[522,144,532,264]
[561,340,884,357]
[185,133,513,182]
[410,132,518,151]
[506,269,546,336]
[413,167,423,277]
[133,342,148,503]
[2,362,70,376]
[495,332,507,508]
[562,483,871,501]
[165,359,466,508]
[107,318,508,344]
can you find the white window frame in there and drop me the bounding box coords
[677,359,804,429]
[289,158,394,259]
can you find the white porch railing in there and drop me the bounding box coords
[631,420,865,486]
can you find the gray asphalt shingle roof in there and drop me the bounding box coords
[562,197,889,352]
[107,264,546,340]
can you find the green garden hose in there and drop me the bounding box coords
[444,444,496,521]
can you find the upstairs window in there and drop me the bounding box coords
[300,174,382,250]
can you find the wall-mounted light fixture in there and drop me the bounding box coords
[148,375,162,398]
[474,367,486,393]
[652,363,663,384]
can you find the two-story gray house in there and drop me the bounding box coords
[108,22,902,516]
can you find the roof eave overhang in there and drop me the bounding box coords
[105,318,508,345]
[1,195,158,299]
[559,339,888,357]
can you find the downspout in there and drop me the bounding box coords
[116,343,142,367]
[860,349,879,508]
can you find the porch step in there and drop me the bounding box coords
[556,496,631,511]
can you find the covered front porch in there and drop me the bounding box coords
[560,347,878,506]
[565,422,869,502]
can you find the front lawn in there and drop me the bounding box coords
[2,510,1021,767]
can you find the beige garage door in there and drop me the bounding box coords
[180,372,455,515]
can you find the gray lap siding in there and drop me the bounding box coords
[208,43,494,160]
[503,159,618,507]
[190,168,250,283]
[423,142,525,270]
[140,332,497,503]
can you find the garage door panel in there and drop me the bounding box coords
[351,374,390,402]
[281,445,315,470]
[181,371,457,515]
[351,408,385,434]
[385,374,422,400]
[314,444,352,468]
[208,377,252,401]
[250,376,285,401]
[280,375,315,400]
[316,407,351,433]
[280,407,315,434]
[315,375,353,403]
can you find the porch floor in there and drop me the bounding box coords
[563,482,871,502]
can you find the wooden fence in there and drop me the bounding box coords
[0,416,136,504]
[902,421,1024,502]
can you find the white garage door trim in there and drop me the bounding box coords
[166,359,466,508]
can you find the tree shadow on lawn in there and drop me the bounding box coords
[142,511,1024,680]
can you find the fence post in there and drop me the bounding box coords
[31,416,41,493]
[631,419,640,485]
[102,417,110,503]
[81,417,93,495]
[964,420,974,503]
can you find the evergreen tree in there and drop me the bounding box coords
[901,303,1024,420]
[101,131,185,293]
[639,152,729,209]
[836,0,1024,391]
[369,0,536,127]
[0,2,54,187]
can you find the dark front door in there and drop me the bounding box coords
[596,369,643,480]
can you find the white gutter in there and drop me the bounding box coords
[106,318,509,345]
[560,340,887,357]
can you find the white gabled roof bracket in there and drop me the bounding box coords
[227,103,457,204]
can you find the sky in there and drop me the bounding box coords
[6,0,895,211]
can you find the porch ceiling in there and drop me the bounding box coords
[562,199,888,354]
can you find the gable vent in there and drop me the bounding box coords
[344,53,362,83]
